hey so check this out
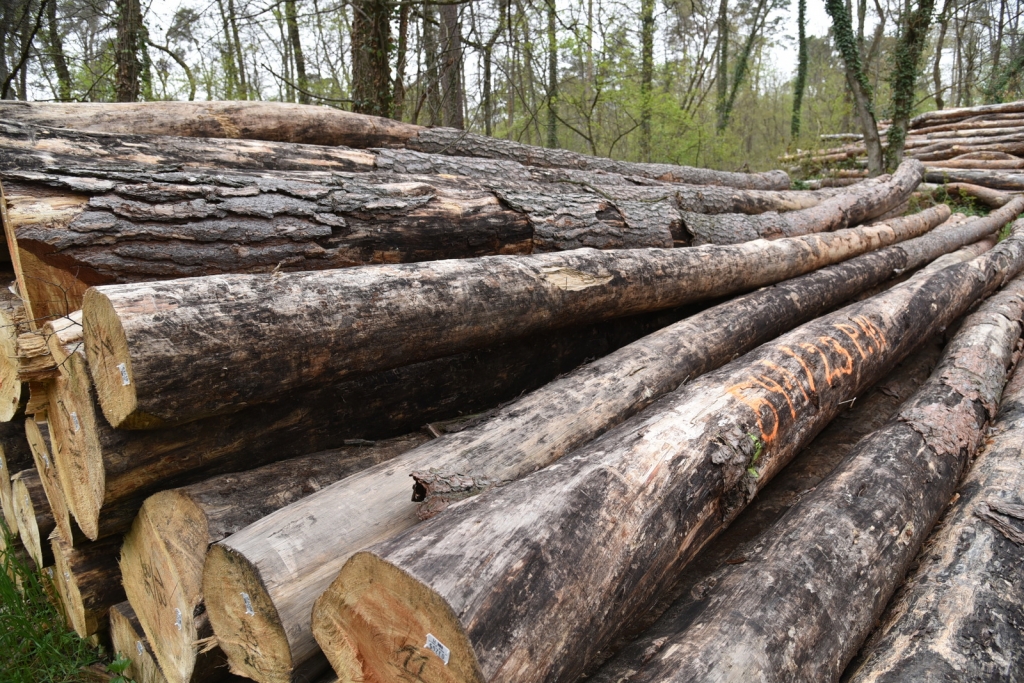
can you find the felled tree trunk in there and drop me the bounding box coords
[681,161,923,245]
[200,204,1016,683]
[924,167,1024,190]
[909,101,1024,128]
[593,268,1024,683]
[24,413,80,546]
[51,534,125,637]
[309,223,1024,683]
[0,418,33,533]
[927,182,1015,208]
[0,280,29,419]
[0,102,790,190]
[51,310,680,540]
[11,468,54,567]
[120,434,428,683]
[82,219,940,430]
[846,347,1024,681]
[110,602,179,683]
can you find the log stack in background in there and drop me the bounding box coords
[0,101,1021,683]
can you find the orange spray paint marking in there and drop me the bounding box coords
[819,336,856,382]
[835,323,871,359]
[853,315,889,351]
[780,346,817,394]
[799,341,839,387]
[757,360,810,404]
[750,375,798,420]
[725,380,781,445]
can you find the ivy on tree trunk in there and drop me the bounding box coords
[885,0,935,171]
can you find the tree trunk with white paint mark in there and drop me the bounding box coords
[585,261,1024,683]
[198,204,1014,683]
[0,102,790,190]
[52,310,679,540]
[681,161,923,245]
[82,220,940,430]
[120,434,428,683]
[11,468,54,567]
[846,339,1024,681]
[309,221,1024,683]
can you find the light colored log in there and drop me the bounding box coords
[597,272,1024,683]
[42,311,82,374]
[83,218,943,430]
[110,601,170,683]
[24,412,79,545]
[11,468,54,567]
[120,434,428,683]
[310,220,1024,683]
[0,281,28,420]
[924,167,1024,191]
[910,100,1024,129]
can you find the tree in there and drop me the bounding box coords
[351,0,392,116]
[884,0,935,170]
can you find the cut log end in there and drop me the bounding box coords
[52,538,93,637]
[51,534,124,638]
[109,602,171,683]
[11,469,54,567]
[82,288,152,430]
[313,552,483,683]
[120,490,210,683]
[203,543,294,683]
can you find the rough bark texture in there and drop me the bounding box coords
[924,167,1024,190]
[51,534,125,637]
[588,332,949,683]
[120,434,428,683]
[846,353,1024,681]
[83,220,940,430]
[0,102,790,190]
[310,223,1024,683]
[0,418,33,533]
[52,309,682,540]
[681,161,923,245]
[11,468,54,567]
[593,268,1024,683]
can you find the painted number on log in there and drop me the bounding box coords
[424,633,451,665]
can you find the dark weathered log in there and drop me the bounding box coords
[120,434,428,683]
[82,219,941,430]
[11,468,54,567]
[197,207,981,683]
[924,167,1024,191]
[593,268,1024,683]
[680,161,923,245]
[589,332,949,683]
[0,418,33,533]
[846,358,1024,681]
[53,309,681,540]
[51,534,124,637]
[0,102,790,190]
[309,221,1024,683]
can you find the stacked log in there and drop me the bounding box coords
[10,468,54,567]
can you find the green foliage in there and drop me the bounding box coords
[930,185,990,217]
[746,432,764,478]
[790,0,807,139]
[884,0,936,171]
[108,654,134,683]
[823,0,874,115]
[0,525,104,683]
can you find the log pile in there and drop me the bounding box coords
[783,100,1024,197]
[0,101,1021,683]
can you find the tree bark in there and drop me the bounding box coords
[439,3,465,129]
[114,0,145,102]
[51,309,682,541]
[924,167,1024,190]
[927,157,1024,169]
[310,222,1024,683]
[546,0,558,148]
[883,0,936,171]
[83,220,937,430]
[350,0,392,117]
[681,160,922,245]
[847,343,1024,682]
[284,0,309,104]
[120,434,428,683]
[11,468,53,567]
[51,534,124,637]
[595,266,1024,683]
[0,418,32,533]
[199,205,1012,683]
[0,102,791,190]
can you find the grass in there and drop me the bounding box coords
[0,524,110,683]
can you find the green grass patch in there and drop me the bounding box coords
[0,524,111,683]
[930,185,991,217]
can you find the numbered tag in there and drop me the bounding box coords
[424,633,450,665]
[117,363,130,386]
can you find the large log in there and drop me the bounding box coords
[53,309,681,540]
[910,100,1024,129]
[924,167,1024,191]
[0,419,33,533]
[51,534,124,637]
[0,102,790,190]
[680,161,923,245]
[82,219,944,430]
[589,267,1024,683]
[309,221,1024,683]
[588,331,949,683]
[11,468,54,567]
[846,416,1024,681]
[120,434,429,683]
[926,182,1016,208]
[199,205,1012,683]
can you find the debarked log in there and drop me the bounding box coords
[11,468,54,567]
[846,336,1024,681]
[82,218,943,430]
[194,205,990,683]
[52,308,682,540]
[593,262,1024,683]
[309,221,1024,683]
[680,160,923,245]
[0,102,791,190]
[924,167,1024,191]
[120,434,429,683]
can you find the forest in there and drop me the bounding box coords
[0,0,1022,173]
